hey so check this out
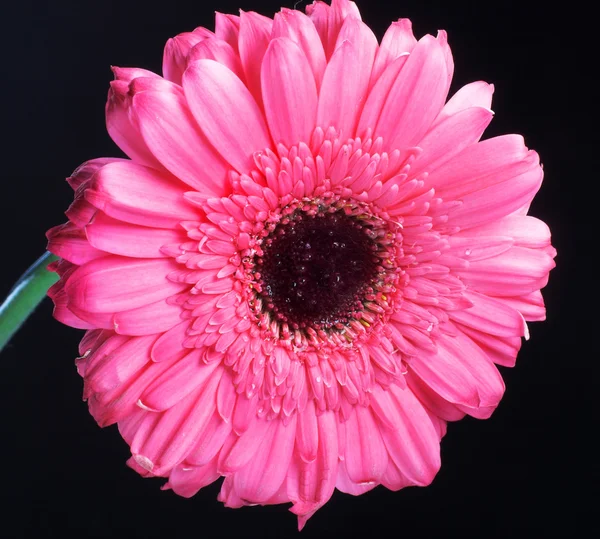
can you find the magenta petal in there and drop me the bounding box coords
[433,81,495,127]
[214,12,241,53]
[183,60,272,173]
[66,256,186,314]
[306,0,361,60]
[47,222,105,265]
[132,90,229,196]
[262,38,317,147]
[168,459,220,498]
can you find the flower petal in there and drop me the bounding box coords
[132,90,229,196]
[85,161,199,228]
[183,59,272,173]
[272,8,326,89]
[261,38,318,147]
[65,256,186,314]
[370,19,417,84]
[375,34,449,152]
[316,19,377,138]
[85,212,186,258]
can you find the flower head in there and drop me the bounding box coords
[46,0,555,529]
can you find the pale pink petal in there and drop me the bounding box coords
[85,161,199,228]
[65,256,186,314]
[238,10,273,107]
[316,20,377,138]
[370,19,417,84]
[162,29,213,85]
[85,213,186,258]
[375,34,449,152]
[183,60,272,173]
[261,38,318,147]
[132,90,229,196]
[272,8,327,89]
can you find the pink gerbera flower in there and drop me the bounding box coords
[46,0,556,529]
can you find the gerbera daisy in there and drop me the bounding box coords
[45,0,555,529]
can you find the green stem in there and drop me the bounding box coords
[0,252,59,353]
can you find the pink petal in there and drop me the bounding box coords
[456,246,555,297]
[105,78,162,169]
[162,30,213,85]
[220,415,272,473]
[380,383,441,485]
[295,399,319,462]
[132,90,229,196]
[261,38,317,147]
[112,298,184,336]
[375,34,449,152]
[85,335,155,394]
[433,81,495,127]
[183,60,272,173]
[238,10,273,107]
[356,54,410,140]
[449,290,527,338]
[306,0,361,59]
[370,19,417,84]
[46,222,105,265]
[409,331,506,419]
[187,38,244,80]
[316,19,377,138]
[343,406,388,484]
[336,459,379,495]
[458,325,522,368]
[85,212,186,258]
[140,350,220,411]
[501,291,548,322]
[66,158,122,191]
[65,256,186,314]
[232,415,297,503]
[85,160,199,228]
[214,12,241,53]
[51,289,96,329]
[454,214,552,249]
[409,106,494,178]
[288,410,339,530]
[168,458,220,498]
[272,8,326,89]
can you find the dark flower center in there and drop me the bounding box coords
[248,198,401,346]
[259,209,378,329]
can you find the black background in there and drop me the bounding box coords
[0,0,594,537]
